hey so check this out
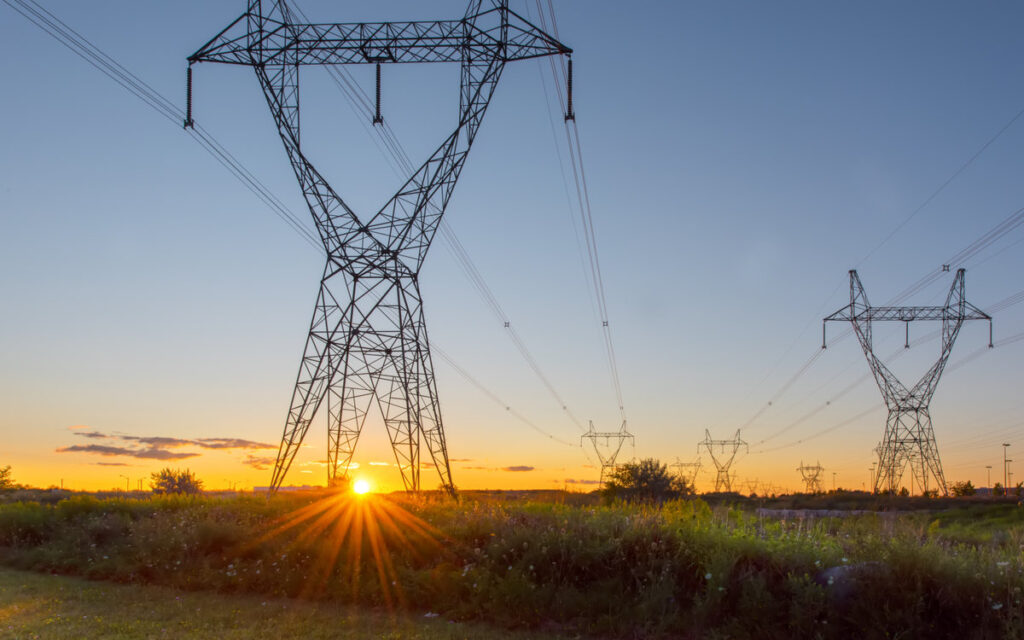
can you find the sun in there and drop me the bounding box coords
[352,479,371,495]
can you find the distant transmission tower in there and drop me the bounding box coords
[824,269,991,496]
[670,457,701,489]
[796,461,825,493]
[582,421,634,485]
[187,1,572,494]
[700,430,747,493]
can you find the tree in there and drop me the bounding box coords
[604,458,693,503]
[950,480,975,497]
[150,468,203,495]
[0,466,12,490]
[993,482,1004,497]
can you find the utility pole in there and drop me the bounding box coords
[1003,444,1011,491]
[986,465,992,493]
[832,471,837,491]
[119,474,129,492]
[823,269,991,496]
[188,1,572,496]
[699,430,747,493]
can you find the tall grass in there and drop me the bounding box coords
[0,493,1021,639]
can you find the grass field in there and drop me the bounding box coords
[0,567,571,640]
[1,491,1023,638]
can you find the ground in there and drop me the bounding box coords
[0,568,572,640]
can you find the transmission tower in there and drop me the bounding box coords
[187,1,571,494]
[582,421,634,485]
[699,430,747,493]
[670,457,701,489]
[796,461,825,494]
[823,269,991,496]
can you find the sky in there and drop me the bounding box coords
[3,1,1024,494]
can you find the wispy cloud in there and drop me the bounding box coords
[502,465,534,472]
[62,428,276,463]
[242,455,276,470]
[195,438,275,450]
[95,461,131,467]
[57,444,198,460]
[565,478,600,485]
[368,461,391,467]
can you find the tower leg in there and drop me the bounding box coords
[874,407,947,495]
[271,277,344,490]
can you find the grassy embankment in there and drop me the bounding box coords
[0,491,1022,639]
[0,566,569,640]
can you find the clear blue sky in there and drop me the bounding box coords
[2,1,1024,492]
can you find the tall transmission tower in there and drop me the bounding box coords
[670,457,701,489]
[582,421,634,485]
[699,430,747,493]
[796,461,825,494]
[187,1,572,494]
[823,269,992,496]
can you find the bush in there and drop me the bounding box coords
[950,480,975,497]
[149,468,203,495]
[603,458,692,503]
[0,466,13,490]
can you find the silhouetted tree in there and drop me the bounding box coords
[604,458,693,503]
[150,468,203,495]
[950,480,975,497]
[0,466,12,490]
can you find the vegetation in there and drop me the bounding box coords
[0,466,13,490]
[603,457,691,503]
[149,468,203,495]
[0,567,566,639]
[0,492,1022,638]
[950,480,976,497]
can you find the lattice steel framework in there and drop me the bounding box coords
[700,429,747,493]
[187,1,571,494]
[671,457,701,489]
[582,421,634,485]
[823,269,992,496]
[796,461,825,494]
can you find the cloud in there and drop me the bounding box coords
[463,466,489,470]
[95,461,131,467]
[368,461,391,467]
[449,458,473,462]
[195,438,275,450]
[120,436,194,449]
[565,478,600,485]
[62,429,276,463]
[502,466,535,472]
[57,444,197,460]
[242,455,276,470]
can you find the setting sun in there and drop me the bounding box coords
[352,479,370,495]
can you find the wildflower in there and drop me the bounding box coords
[705,572,712,580]
[993,603,1004,611]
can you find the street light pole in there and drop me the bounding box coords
[986,465,992,494]
[119,474,129,492]
[1003,444,1011,491]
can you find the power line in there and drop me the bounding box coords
[532,0,628,423]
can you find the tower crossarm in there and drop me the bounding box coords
[188,10,570,68]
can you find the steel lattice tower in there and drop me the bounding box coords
[823,269,991,496]
[187,1,571,494]
[796,461,825,493]
[699,430,747,493]
[582,421,634,485]
[670,457,701,489]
